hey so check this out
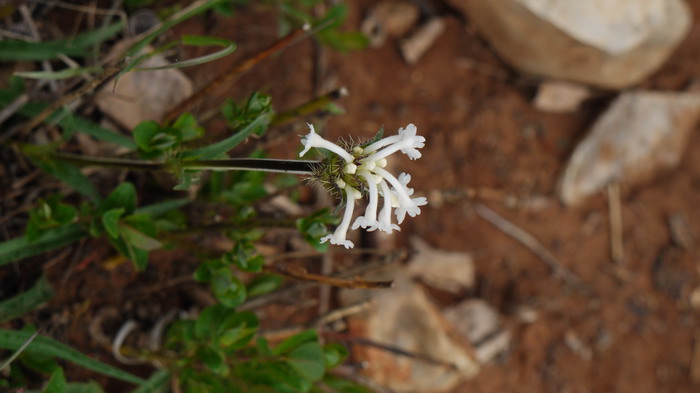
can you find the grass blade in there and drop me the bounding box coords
[0,329,145,385]
[181,114,269,159]
[0,275,54,323]
[0,22,124,61]
[0,330,39,372]
[0,224,87,266]
[135,37,236,71]
[134,198,190,217]
[30,157,102,203]
[131,369,171,393]
[15,66,102,80]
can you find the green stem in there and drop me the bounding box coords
[49,152,319,175]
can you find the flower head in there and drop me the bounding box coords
[302,123,427,248]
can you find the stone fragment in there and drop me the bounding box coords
[533,80,591,113]
[399,18,446,65]
[407,237,475,294]
[559,91,700,205]
[361,0,420,48]
[357,276,479,392]
[444,300,512,364]
[96,47,193,130]
[446,0,691,89]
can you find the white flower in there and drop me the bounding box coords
[301,123,427,248]
[352,170,380,230]
[373,167,427,224]
[300,123,354,163]
[320,185,360,249]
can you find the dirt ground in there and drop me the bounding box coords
[3,1,700,392]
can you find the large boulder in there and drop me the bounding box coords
[447,0,691,89]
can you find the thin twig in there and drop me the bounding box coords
[263,265,393,289]
[607,183,624,264]
[329,333,458,371]
[475,203,584,288]
[20,62,124,134]
[163,26,310,122]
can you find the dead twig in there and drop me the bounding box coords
[474,203,584,288]
[607,183,624,264]
[163,26,309,123]
[263,265,393,289]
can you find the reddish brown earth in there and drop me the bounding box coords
[3,1,700,392]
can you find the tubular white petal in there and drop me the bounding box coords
[376,179,400,233]
[373,167,426,224]
[320,185,358,249]
[299,124,354,162]
[352,170,380,230]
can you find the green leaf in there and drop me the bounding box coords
[195,304,230,340]
[273,329,318,356]
[133,121,164,153]
[0,330,39,372]
[210,269,246,308]
[322,343,348,369]
[0,275,54,323]
[43,367,67,393]
[322,375,373,393]
[119,224,162,251]
[15,66,101,80]
[286,342,325,382]
[135,36,236,71]
[246,274,283,297]
[218,311,258,349]
[102,183,137,214]
[134,198,189,217]
[0,329,145,385]
[102,208,125,238]
[0,224,87,266]
[28,155,101,203]
[131,369,170,393]
[181,114,270,160]
[197,345,228,375]
[0,22,123,61]
[64,381,105,393]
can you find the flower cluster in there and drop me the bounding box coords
[300,123,427,249]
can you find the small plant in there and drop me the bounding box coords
[0,0,413,392]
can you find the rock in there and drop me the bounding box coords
[361,0,420,48]
[444,300,512,364]
[406,237,475,294]
[356,276,479,392]
[446,0,691,89]
[533,80,591,113]
[96,47,193,130]
[559,91,700,205]
[400,18,446,65]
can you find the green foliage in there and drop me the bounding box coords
[0,329,145,385]
[0,276,54,324]
[164,310,346,393]
[0,22,124,61]
[0,1,369,391]
[296,209,339,251]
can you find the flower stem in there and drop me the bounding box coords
[49,152,319,174]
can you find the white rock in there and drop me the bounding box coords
[560,91,700,205]
[361,276,479,392]
[96,47,193,130]
[406,237,475,294]
[533,80,591,113]
[444,300,512,364]
[446,0,691,89]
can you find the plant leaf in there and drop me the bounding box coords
[180,114,269,160]
[0,329,144,385]
[0,275,54,323]
[286,342,326,382]
[0,224,86,266]
[131,369,170,393]
[43,367,67,393]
